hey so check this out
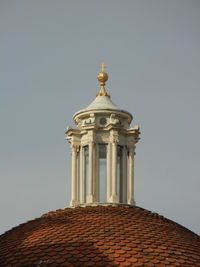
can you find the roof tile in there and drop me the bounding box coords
[0,205,199,266]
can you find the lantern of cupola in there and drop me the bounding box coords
[66,64,140,207]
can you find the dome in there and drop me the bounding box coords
[73,95,133,123]
[85,95,120,111]
[0,205,200,266]
[73,65,132,122]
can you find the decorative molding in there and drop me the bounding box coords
[87,130,96,143]
[82,116,95,127]
[71,143,79,153]
[70,199,79,207]
[110,130,119,144]
[128,146,135,154]
[87,194,96,203]
[109,195,119,203]
[110,114,121,125]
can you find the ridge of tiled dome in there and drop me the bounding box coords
[0,205,200,266]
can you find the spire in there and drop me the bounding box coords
[97,63,110,97]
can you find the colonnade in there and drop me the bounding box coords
[70,141,135,206]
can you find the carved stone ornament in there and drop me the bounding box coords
[71,144,79,153]
[82,117,95,126]
[110,114,120,125]
[87,130,95,143]
[110,132,119,144]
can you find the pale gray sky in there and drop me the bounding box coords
[0,0,200,235]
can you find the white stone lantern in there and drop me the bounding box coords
[66,64,140,207]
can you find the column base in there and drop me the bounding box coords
[87,195,96,203]
[109,195,119,203]
[70,199,78,207]
[128,199,136,206]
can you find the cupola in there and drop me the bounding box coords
[66,64,140,207]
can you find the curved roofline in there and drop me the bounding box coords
[1,205,198,237]
[1,205,199,266]
[73,108,133,122]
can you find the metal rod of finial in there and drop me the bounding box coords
[97,63,110,97]
[101,62,106,72]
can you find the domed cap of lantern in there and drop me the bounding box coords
[73,63,133,123]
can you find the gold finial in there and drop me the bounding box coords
[101,62,106,72]
[97,62,109,97]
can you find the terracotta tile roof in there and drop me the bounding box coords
[0,205,200,266]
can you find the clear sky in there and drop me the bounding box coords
[0,0,200,235]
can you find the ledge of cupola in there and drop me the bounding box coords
[69,202,136,209]
[73,109,133,126]
[73,96,133,124]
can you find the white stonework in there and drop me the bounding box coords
[66,68,140,207]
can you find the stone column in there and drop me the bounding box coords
[112,142,117,198]
[107,143,112,201]
[82,147,86,202]
[122,146,127,203]
[128,146,135,205]
[110,134,119,203]
[120,149,123,202]
[79,146,84,203]
[93,144,97,201]
[95,144,99,201]
[87,141,95,203]
[70,144,78,206]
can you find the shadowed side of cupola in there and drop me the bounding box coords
[66,64,140,207]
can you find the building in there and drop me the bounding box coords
[0,65,200,266]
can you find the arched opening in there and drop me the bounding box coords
[98,144,107,202]
[117,146,123,202]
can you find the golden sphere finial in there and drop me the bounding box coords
[97,62,109,97]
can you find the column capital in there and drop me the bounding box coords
[127,144,135,154]
[71,143,79,152]
[110,131,119,144]
[87,130,96,144]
